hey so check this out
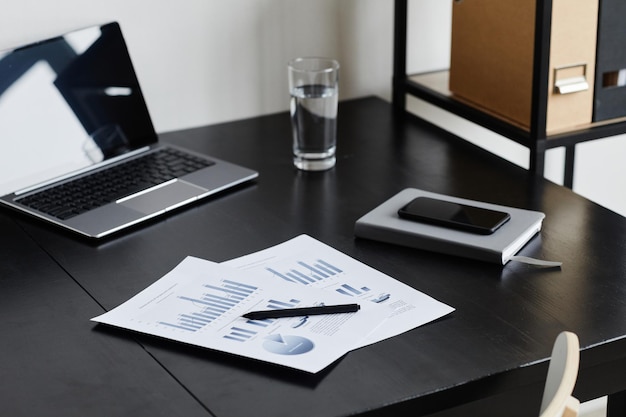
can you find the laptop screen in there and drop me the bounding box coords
[0,22,157,196]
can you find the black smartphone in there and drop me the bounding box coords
[398,197,511,235]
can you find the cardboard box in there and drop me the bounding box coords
[449,0,599,134]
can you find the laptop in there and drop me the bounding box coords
[0,22,258,238]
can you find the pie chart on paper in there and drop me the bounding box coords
[263,334,314,355]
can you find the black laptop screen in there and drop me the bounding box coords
[0,22,157,195]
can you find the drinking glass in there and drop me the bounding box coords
[288,57,340,171]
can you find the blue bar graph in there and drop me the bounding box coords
[287,270,317,284]
[224,326,257,342]
[336,283,371,297]
[159,279,258,332]
[265,298,300,310]
[244,299,302,326]
[298,261,329,279]
[246,319,272,327]
[317,259,342,274]
[267,259,343,285]
[159,321,203,331]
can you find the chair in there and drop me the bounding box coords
[539,331,581,417]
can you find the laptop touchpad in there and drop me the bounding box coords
[118,180,208,215]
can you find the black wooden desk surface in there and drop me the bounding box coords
[4,97,626,417]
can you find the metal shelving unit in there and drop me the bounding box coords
[392,0,626,188]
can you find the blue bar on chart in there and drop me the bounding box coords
[205,279,258,299]
[266,259,343,285]
[245,318,272,327]
[244,298,302,326]
[158,320,203,332]
[316,259,343,274]
[224,326,257,342]
[336,283,370,297]
[158,279,258,332]
[266,298,300,310]
[288,269,317,285]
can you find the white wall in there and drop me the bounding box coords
[1,0,624,216]
[0,0,393,132]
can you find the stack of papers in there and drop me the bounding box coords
[92,235,454,373]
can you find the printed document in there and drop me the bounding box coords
[92,235,454,372]
[92,257,385,373]
[223,235,455,347]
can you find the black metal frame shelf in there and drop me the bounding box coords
[392,0,626,188]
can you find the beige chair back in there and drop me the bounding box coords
[539,331,580,417]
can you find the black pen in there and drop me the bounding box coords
[242,303,360,320]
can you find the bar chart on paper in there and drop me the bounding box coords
[224,298,302,341]
[223,294,315,356]
[262,253,392,304]
[144,279,259,333]
[266,258,343,285]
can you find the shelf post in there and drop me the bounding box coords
[392,0,408,112]
[529,140,547,178]
[563,146,576,189]
[529,0,552,177]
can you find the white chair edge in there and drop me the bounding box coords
[539,331,581,417]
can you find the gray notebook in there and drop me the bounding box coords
[355,188,545,265]
[0,22,258,238]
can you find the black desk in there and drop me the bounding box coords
[3,97,626,417]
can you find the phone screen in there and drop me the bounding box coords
[398,197,510,234]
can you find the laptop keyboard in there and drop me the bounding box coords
[17,147,215,220]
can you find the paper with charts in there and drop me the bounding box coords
[224,235,454,347]
[92,235,454,373]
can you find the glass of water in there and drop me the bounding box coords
[288,57,339,171]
